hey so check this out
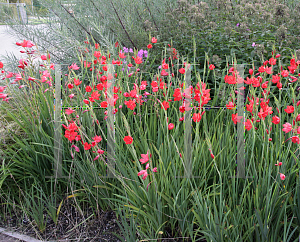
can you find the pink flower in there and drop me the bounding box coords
[138,169,147,178]
[0,86,7,92]
[0,93,8,99]
[69,94,75,99]
[275,161,282,166]
[16,40,34,48]
[280,173,286,181]
[153,167,158,172]
[65,108,75,115]
[93,155,100,161]
[97,149,104,154]
[69,63,80,70]
[140,152,149,164]
[71,144,80,152]
[282,122,292,133]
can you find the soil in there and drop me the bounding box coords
[0,201,123,242]
[0,200,196,241]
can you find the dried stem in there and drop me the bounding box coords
[110,1,137,50]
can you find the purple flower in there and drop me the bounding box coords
[129,48,133,53]
[236,23,240,27]
[158,65,161,69]
[143,50,148,58]
[123,47,128,53]
[138,49,144,58]
[252,42,256,47]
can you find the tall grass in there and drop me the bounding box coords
[0,38,299,241]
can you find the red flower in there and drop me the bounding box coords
[258,66,265,73]
[249,69,253,75]
[271,74,280,84]
[67,123,78,132]
[161,101,170,110]
[134,56,143,65]
[100,101,108,108]
[85,86,92,92]
[245,119,252,131]
[0,61,3,69]
[192,113,202,122]
[226,101,235,110]
[284,106,294,114]
[84,142,92,150]
[209,64,215,70]
[173,88,182,101]
[271,116,280,124]
[232,113,243,124]
[162,63,169,69]
[277,82,282,89]
[94,51,101,59]
[74,78,82,86]
[161,70,169,76]
[147,44,153,49]
[224,75,236,84]
[64,130,77,142]
[168,123,174,130]
[179,68,185,74]
[269,57,276,65]
[280,173,285,180]
[151,37,157,43]
[124,136,133,144]
[93,135,102,143]
[119,52,126,59]
[67,83,74,89]
[125,100,136,110]
[291,136,300,144]
[281,70,289,77]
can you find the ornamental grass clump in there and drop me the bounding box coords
[0,36,300,240]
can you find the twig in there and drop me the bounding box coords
[143,0,159,32]
[88,0,127,47]
[59,2,101,46]
[110,1,137,50]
